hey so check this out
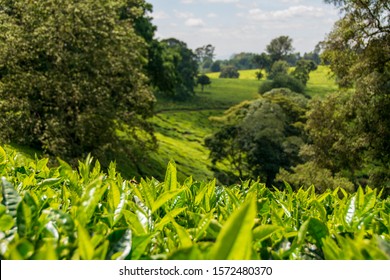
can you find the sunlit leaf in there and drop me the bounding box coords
[252,225,282,242]
[77,224,94,260]
[152,189,182,213]
[170,217,193,248]
[0,146,6,165]
[16,200,33,238]
[76,176,107,225]
[37,178,62,188]
[209,195,256,260]
[123,210,147,235]
[164,161,177,191]
[0,214,14,231]
[155,207,186,231]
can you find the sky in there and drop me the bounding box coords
[147,0,342,59]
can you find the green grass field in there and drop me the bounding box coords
[206,65,337,98]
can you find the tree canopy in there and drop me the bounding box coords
[281,0,390,192]
[266,35,294,62]
[158,38,199,100]
[0,0,156,163]
[206,88,309,186]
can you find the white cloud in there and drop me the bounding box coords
[207,13,218,18]
[185,18,205,27]
[206,0,239,3]
[174,10,194,19]
[152,11,169,20]
[181,0,194,4]
[280,0,303,4]
[248,5,326,21]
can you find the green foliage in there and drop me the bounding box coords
[266,36,294,62]
[158,38,199,100]
[253,53,272,72]
[225,52,259,70]
[195,44,215,72]
[267,60,290,80]
[259,74,305,94]
[277,161,354,193]
[318,0,390,191]
[0,147,388,260]
[259,59,307,94]
[206,89,309,186]
[197,74,212,92]
[219,66,240,79]
[210,61,222,72]
[0,0,156,163]
[291,60,318,85]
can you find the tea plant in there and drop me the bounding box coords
[0,146,389,260]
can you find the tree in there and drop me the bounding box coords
[0,0,156,162]
[132,3,179,98]
[320,0,390,190]
[227,52,258,70]
[195,44,215,72]
[303,43,322,65]
[259,74,305,94]
[255,71,264,80]
[219,65,240,79]
[206,89,309,186]
[266,36,294,62]
[160,38,199,100]
[253,52,272,73]
[267,60,289,80]
[197,74,211,92]
[259,60,306,94]
[210,60,222,72]
[291,59,317,85]
[277,162,354,193]
[281,0,390,194]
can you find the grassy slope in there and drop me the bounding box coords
[140,66,337,181]
[7,66,337,182]
[145,78,260,182]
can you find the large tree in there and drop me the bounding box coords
[195,44,215,72]
[282,0,390,191]
[0,0,156,162]
[266,36,294,62]
[158,38,199,100]
[206,89,309,186]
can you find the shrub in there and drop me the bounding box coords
[259,74,305,94]
[219,65,240,79]
[197,74,212,92]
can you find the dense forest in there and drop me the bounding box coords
[0,0,389,260]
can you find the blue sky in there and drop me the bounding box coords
[147,0,341,59]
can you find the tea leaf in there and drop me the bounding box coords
[77,224,94,260]
[164,161,178,192]
[209,195,256,260]
[0,146,6,165]
[253,225,282,242]
[108,229,132,260]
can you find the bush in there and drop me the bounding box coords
[259,74,305,94]
[197,74,212,92]
[219,65,240,79]
[267,60,289,80]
